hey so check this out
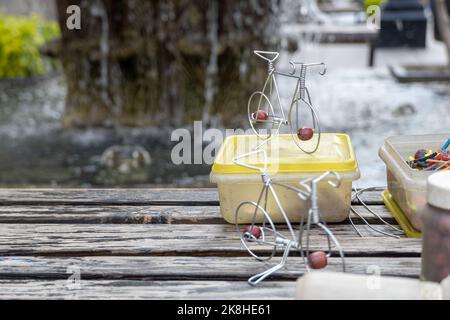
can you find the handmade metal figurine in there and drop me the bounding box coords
[232,149,345,286]
[231,50,407,285]
[248,50,326,153]
[229,51,347,285]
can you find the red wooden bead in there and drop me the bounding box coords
[252,110,269,121]
[243,225,261,239]
[307,251,328,269]
[297,127,314,141]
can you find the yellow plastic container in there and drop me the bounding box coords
[210,134,360,224]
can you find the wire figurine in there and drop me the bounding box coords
[232,149,345,286]
[231,50,406,286]
[248,50,326,153]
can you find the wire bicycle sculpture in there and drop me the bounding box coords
[232,149,346,286]
[248,50,326,153]
[231,50,404,285]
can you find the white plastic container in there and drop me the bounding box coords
[210,134,360,224]
[379,133,450,231]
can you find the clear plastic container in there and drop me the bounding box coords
[210,134,360,224]
[379,133,450,231]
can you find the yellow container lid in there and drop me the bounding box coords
[212,134,358,174]
[382,189,421,239]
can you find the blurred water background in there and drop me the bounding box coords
[0,0,449,188]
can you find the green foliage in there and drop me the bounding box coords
[364,0,385,11]
[0,13,60,78]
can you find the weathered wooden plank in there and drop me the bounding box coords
[0,280,296,300]
[0,188,384,206]
[0,256,421,280]
[0,205,223,224]
[0,189,219,206]
[0,224,420,257]
[0,205,394,224]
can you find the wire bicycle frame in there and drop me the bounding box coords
[232,149,346,285]
[248,50,326,153]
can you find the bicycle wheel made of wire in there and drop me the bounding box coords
[247,91,279,140]
[235,201,278,261]
[288,97,321,154]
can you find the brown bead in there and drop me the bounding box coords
[307,251,328,269]
[243,225,261,239]
[252,110,268,121]
[297,127,314,141]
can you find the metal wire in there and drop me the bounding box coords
[350,187,405,238]
[232,51,405,286]
[248,50,325,153]
[233,149,346,285]
[233,155,405,284]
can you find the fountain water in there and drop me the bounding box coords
[0,0,449,187]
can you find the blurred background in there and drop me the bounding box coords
[0,0,449,188]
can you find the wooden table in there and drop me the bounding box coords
[0,189,421,300]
